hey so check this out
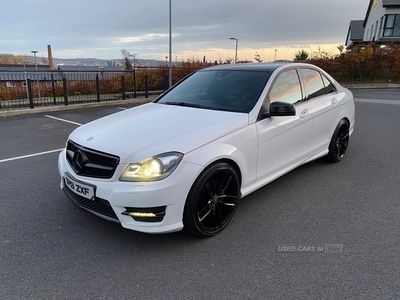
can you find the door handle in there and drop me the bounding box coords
[331,97,338,104]
[300,109,310,119]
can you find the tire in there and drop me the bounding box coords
[326,119,350,163]
[183,162,240,237]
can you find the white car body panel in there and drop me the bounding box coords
[256,100,313,181]
[69,103,249,164]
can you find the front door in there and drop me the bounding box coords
[256,69,312,181]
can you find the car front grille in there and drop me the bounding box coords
[66,140,120,179]
[63,184,118,221]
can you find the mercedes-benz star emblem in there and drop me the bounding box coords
[73,150,89,173]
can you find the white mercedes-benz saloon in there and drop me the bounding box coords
[58,63,355,237]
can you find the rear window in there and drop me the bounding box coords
[322,74,336,94]
[298,68,326,99]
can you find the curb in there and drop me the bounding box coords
[344,83,400,90]
[0,96,157,118]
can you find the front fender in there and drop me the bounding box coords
[183,124,258,190]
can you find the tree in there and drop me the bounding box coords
[0,54,24,64]
[41,57,49,65]
[294,50,309,61]
[124,57,133,71]
[337,44,345,54]
[311,46,330,59]
[254,52,263,63]
[120,49,129,58]
[224,58,234,64]
[120,49,134,70]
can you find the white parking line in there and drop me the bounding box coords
[1,115,76,164]
[0,149,64,163]
[117,107,128,110]
[45,115,82,126]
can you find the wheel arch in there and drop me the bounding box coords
[184,142,253,197]
[329,110,352,139]
[325,116,351,163]
[342,116,350,127]
[208,158,243,197]
[333,116,350,136]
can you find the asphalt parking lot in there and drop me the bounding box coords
[1,91,400,299]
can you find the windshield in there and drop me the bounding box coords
[156,70,271,113]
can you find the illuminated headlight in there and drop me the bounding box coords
[120,152,183,182]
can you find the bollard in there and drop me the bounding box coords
[133,70,137,99]
[121,75,126,100]
[63,77,68,106]
[145,75,148,98]
[51,74,56,105]
[164,74,168,91]
[27,79,34,109]
[96,74,100,102]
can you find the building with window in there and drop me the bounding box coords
[346,0,400,49]
[0,64,60,90]
[0,64,121,90]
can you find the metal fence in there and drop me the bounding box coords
[0,67,198,110]
[2,59,399,110]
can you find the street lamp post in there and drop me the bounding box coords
[31,50,41,99]
[128,53,137,98]
[168,0,172,88]
[274,49,277,61]
[229,38,238,64]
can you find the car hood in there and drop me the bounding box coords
[68,103,249,163]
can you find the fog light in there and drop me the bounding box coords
[122,206,166,222]
[126,212,156,218]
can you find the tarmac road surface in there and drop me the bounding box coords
[1,91,399,299]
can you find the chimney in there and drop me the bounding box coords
[47,45,54,69]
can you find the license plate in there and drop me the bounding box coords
[64,172,96,201]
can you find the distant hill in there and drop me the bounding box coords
[53,57,165,68]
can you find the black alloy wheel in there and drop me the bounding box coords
[326,119,350,163]
[183,162,240,237]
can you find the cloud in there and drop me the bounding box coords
[1,0,368,60]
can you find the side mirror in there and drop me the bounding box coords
[268,101,296,117]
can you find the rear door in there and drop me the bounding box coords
[297,68,340,156]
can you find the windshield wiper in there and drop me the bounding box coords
[164,101,204,108]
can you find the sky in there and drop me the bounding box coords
[1,0,368,63]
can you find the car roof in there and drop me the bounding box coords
[201,62,289,72]
[200,62,322,73]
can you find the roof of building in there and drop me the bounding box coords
[56,65,124,80]
[57,65,122,72]
[346,20,365,48]
[0,64,125,81]
[0,64,57,81]
[382,0,400,7]
[0,64,52,71]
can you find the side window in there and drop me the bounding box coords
[269,69,303,104]
[298,68,326,99]
[321,74,336,94]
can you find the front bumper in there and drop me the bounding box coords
[58,149,201,234]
